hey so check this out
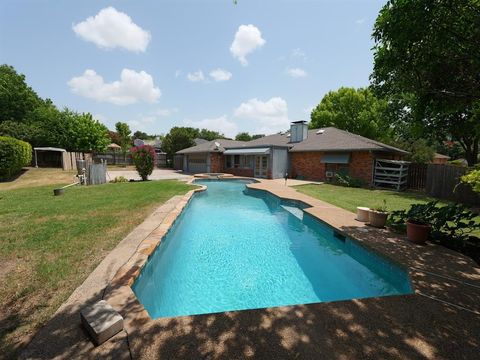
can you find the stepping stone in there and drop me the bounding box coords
[81,300,124,345]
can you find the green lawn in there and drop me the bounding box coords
[295,183,480,239]
[0,180,193,358]
[294,183,447,213]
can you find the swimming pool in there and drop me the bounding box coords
[133,180,412,319]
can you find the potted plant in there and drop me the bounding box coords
[404,205,433,244]
[368,200,388,228]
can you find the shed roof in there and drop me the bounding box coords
[33,147,67,152]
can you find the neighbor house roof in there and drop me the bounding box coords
[176,139,247,154]
[434,153,450,159]
[247,127,408,154]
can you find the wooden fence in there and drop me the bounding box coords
[407,163,428,190]
[425,164,480,205]
[86,162,107,185]
[93,151,167,167]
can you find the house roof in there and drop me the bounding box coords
[247,127,408,154]
[176,139,248,154]
[176,127,408,155]
[434,153,450,159]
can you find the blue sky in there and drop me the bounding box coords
[0,0,385,138]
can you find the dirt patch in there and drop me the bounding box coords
[0,259,16,282]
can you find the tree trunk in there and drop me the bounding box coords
[464,140,479,166]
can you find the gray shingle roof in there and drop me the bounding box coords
[176,139,248,154]
[247,127,407,154]
[176,127,407,155]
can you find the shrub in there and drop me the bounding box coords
[388,201,480,244]
[110,176,128,183]
[0,136,32,180]
[461,169,480,193]
[130,145,156,181]
[334,172,365,188]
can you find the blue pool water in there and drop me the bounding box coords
[133,180,412,318]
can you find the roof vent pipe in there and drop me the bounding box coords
[290,121,308,143]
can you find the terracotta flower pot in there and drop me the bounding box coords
[368,210,388,228]
[406,220,431,244]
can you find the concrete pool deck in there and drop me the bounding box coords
[21,179,480,359]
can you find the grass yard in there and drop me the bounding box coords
[294,183,447,213]
[295,183,480,238]
[0,176,193,358]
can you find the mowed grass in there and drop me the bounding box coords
[294,183,446,213]
[0,178,193,357]
[295,183,480,237]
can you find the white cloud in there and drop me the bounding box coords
[355,18,366,24]
[175,70,182,78]
[234,97,290,133]
[209,68,232,82]
[184,115,239,138]
[291,48,307,61]
[68,68,161,105]
[187,70,205,82]
[230,24,266,66]
[72,7,150,52]
[156,108,178,117]
[286,67,308,78]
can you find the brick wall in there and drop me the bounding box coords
[349,151,374,184]
[290,152,326,181]
[291,151,377,184]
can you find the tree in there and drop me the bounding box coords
[235,132,252,141]
[198,128,225,141]
[162,127,197,158]
[115,122,132,165]
[0,64,44,122]
[133,130,149,140]
[371,0,480,165]
[309,87,393,141]
[67,112,109,152]
[396,138,435,163]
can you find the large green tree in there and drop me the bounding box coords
[309,87,393,141]
[198,128,225,141]
[371,0,480,165]
[162,127,198,158]
[0,64,44,122]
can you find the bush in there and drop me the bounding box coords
[130,145,156,181]
[461,169,480,193]
[110,176,128,183]
[388,201,480,244]
[0,136,32,180]
[334,172,365,188]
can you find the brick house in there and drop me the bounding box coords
[176,121,407,185]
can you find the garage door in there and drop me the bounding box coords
[188,154,207,173]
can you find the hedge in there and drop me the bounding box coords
[0,136,32,180]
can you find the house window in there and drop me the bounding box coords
[226,155,232,168]
[234,155,241,168]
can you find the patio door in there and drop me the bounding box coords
[254,155,268,178]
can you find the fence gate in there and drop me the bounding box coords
[407,163,428,190]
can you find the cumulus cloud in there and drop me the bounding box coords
[187,70,205,82]
[286,67,308,78]
[184,115,238,138]
[68,68,161,105]
[209,68,232,82]
[230,24,266,66]
[234,97,290,133]
[72,7,150,52]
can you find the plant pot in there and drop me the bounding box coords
[368,210,388,228]
[406,220,431,244]
[356,207,370,222]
